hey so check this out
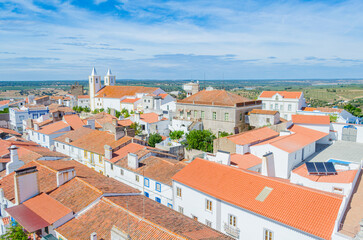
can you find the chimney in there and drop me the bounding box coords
[135,112,140,122]
[261,152,275,177]
[6,145,24,175]
[87,119,95,130]
[112,118,117,126]
[90,232,97,240]
[115,126,125,140]
[127,153,138,169]
[57,167,76,187]
[104,145,112,160]
[65,137,72,143]
[34,124,40,131]
[216,150,231,165]
[14,166,39,204]
[25,119,33,129]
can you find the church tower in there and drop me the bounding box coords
[89,67,101,111]
[104,68,115,86]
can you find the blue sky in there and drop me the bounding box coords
[1,0,363,80]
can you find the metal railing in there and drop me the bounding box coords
[224,223,240,239]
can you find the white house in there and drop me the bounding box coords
[258,91,306,120]
[331,122,363,143]
[172,158,343,240]
[104,143,185,207]
[250,125,328,179]
[9,106,49,133]
[129,112,170,136]
[120,98,142,112]
[88,68,165,111]
[77,95,90,108]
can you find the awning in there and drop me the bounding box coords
[6,204,49,232]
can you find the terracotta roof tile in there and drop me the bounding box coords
[178,89,252,107]
[23,193,72,224]
[118,119,133,127]
[230,153,262,169]
[292,115,330,125]
[172,158,343,240]
[227,127,279,145]
[36,121,70,135]
[259,91,303,99]
[120,98,140,103]
[63,114,84,130]
[54,127,94,144]
[95,86,159,99]
[77,95,89,99]
[109,143,146,163]
[158,93,169,99]
[0,127,21,136]
[140,112,166,123]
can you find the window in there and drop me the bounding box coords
[224,113,229,121]
[206,199,212,212]
[206,220,212,227]
[144,192,149,198]
[262,103,266,109]
[229,214,236,227]
[155,197,161,203]
[240,113,243,121]
[120,169,124,175]
[84,150,87,158]
[45,226,49,234]
[90,153,94,164]
[99,155,102,163]
[270,104,273,110]
[288,104,292,111]
[144,178,150,187]
[180,110,184,116]
[274,103,278,110]
[110,163,113,170]
[135,175,139,182]
[155,183,161,192]
[167,203,173,208]
[43,135,45,142]
[280,105,283,110]
[264,229,273,240]
[275,96,278,100]
[187,111,191,118]
[63,144,65,150]
[178,206,184,214]
[176,187,182,198]
[201,111,205,119]
[266,118,270,124]
[194,110,197,118]
[212,112,216,120]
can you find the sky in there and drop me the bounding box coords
[1,0,363,81]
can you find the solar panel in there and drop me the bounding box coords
[306,162,337,175]
[324,162,337,174]
[306,162,317,174]
[315,162,326,174]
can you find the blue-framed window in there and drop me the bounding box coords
[144,178,149,187]
[155,197,161,203]
[155,182,161,192]
[43,135,45,142]
[144,192,149,198]
[167,203,173,208]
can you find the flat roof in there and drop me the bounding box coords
[305,141,363,163]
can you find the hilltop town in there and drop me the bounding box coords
[0,68,362,240]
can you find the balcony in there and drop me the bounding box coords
[224,223,240,239]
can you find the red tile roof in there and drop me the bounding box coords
[109,143,145,163]
[227,127,279,145]
[36,120,70,135]
[120,98,140,103]
[0,127,21,136]
[158,93,168,99]
[140,112,166,123]
[118,119,133,127]
[259,91,303,99]
[177,90,252,107]
[77,95,89,99]
[63,114,84,130]
[95,86,159,99]
[292,164,358,184]
[292,115,330,125]
[230,153,262,169]
[23,193,72,224]
[173,158,343,240]
[0,100,10,106]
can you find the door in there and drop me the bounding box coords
[342,125,357,142]
[155,197,161,203]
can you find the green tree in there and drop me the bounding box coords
[148,133,163,147]
[218,131,231,138]
[329,114,338,122]
[185,130,216,153]
[130,122,142,135]
[83,107,91,113]
[99,108,105,112]
[0,223,28,240]
[169,130,184,140]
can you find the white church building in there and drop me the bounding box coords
[88,68,165,111]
